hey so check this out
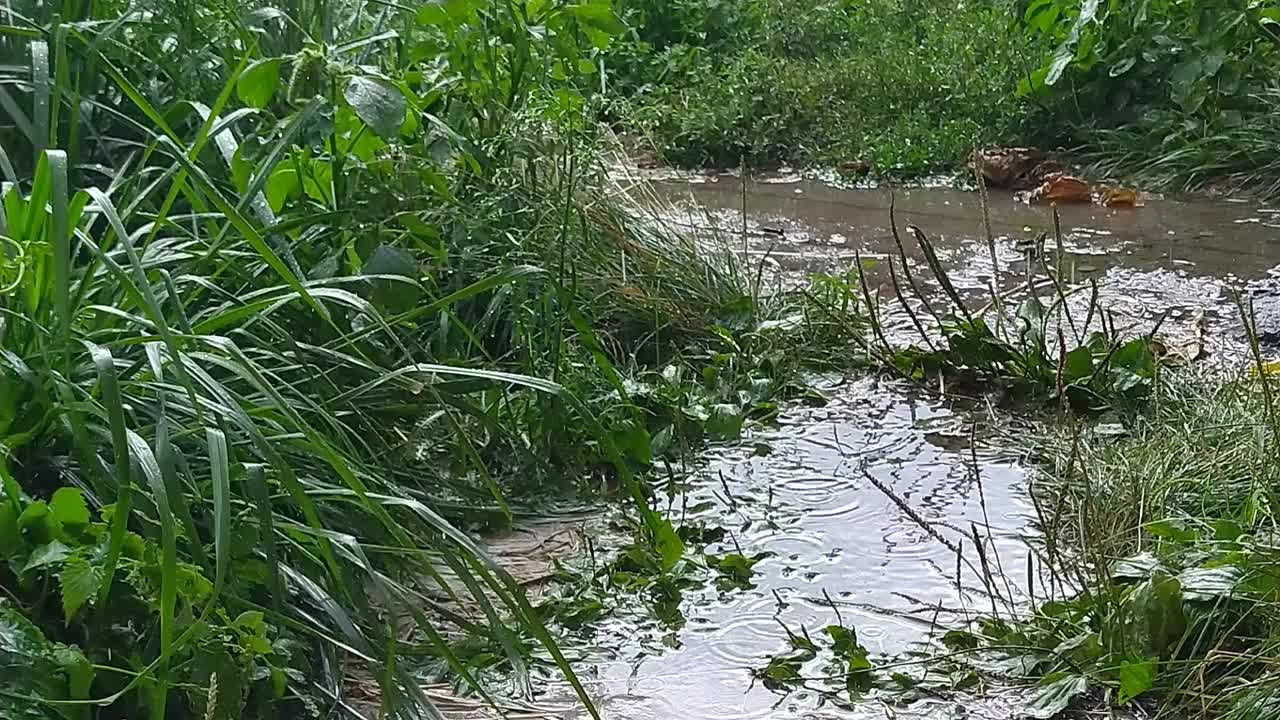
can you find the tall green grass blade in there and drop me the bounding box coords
[85,188,203,419]
[31,40,49,163]
[205,427,231,604]
[147,359,206,571]
[48,150,71,360]
[158,138,331,322]
[51,23,69,149]
[87,342,133,613]
[0,87,34,145]
[127,429,176,720]
[246,463,284,611]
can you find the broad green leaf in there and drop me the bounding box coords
[567,2,626,35]
[344,76,406,139]
[60,554,103,621]
[1060,346,1093,385]
[49,487,88,529]
[237,58,282,109]
[23,540,71,573]
[415,0,478,26]
[1025,672,1088,719]
[1117,657,1157,704]
[705,403,745,440]
[653,518,684,572]
[265,165,300,212]
[1178,567,1240,601]
[1136,571,1185,657]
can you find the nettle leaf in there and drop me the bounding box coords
[237,58,282,109]
[22,540,71,573]
[1025,672,1089,719]
[59,554,103,621]
[344,75,406,139]
[49,487,88,529]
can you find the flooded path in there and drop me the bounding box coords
[570,377,1031,720]
[511,178,1280,719]
[649,177,1280,355]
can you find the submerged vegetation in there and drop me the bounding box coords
[610,0,1280,196]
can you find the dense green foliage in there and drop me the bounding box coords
[1021,0,1280,194]
[609,0,1035,173]
[982,376,1280,718]
[610,0,1280,195]
[0,1,868,718]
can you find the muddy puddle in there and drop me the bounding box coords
[647,176,1280,361]
[559,376,1034,720]
[460,178,1280,719]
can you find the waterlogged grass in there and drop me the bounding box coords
[976,375,1280,719]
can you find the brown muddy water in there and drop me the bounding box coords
[483,178,1280,720]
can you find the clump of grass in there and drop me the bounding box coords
[978,372,1280,719]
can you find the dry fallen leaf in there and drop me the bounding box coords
[1025,173,1092,204]
[1098,187,1145,208]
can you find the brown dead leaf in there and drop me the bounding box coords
[1098,187,1145,208]
[1025,173,1092,204]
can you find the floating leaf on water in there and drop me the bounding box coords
[1023,174,1092,205]
[1099,187,1145,208]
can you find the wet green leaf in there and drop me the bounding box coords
[1060,346,1093,385]
[1024,672,1088,719]
[1136,571,1185,657]
[1178,566,1240,601]
[265,166,300,212]
[653,518,684,572]
[49,487,88,530]
[59,554,101,621]
[1112,552,1162,581]
[567,2,625,35]
[1145,518,1198,543]
[705,403,744,440]
[237,58,281,109]
[344,76,406,139]
[22,540,70,573]
[1117,657,1156,704]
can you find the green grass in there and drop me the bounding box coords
[932,373,1280,719]
[0,1,876,718]
[612,0,1036,174]
[609,0,1280,198]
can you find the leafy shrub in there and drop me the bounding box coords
[617,0,1036,173]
